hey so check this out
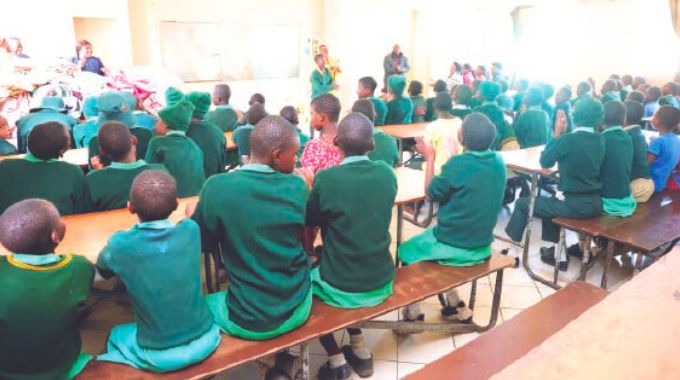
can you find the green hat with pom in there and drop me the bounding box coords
[478,81,501,102]
[573,96,604,127]
[387,75,407,97]
[185,91,212,120]
[82,96,98,118]
[164,87,185,107]
[158,100,195,132]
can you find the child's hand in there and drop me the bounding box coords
[553,109,568,138]
[90,156,104,170]
[295,167,314,189]
[415,136,435,161]
[185,202,197,217]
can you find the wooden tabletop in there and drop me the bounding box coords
[224,131,236,151]
[497,145,556,174]
[404,282,607,380]
[394,167,426,205]
[0,148,89,167]
[380,123,428,140]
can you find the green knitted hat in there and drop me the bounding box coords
[121,91,138,111]
[573,96,604,127]
[387,75,407,97]
[158,100,195,131]
[185,91,212,120]
[97,91,135,128]
[165,87,185,107]
[82,96,98,118]
[496,94,514,112]
[479,81,501,102]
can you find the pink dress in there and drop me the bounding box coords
[300,137,343,174]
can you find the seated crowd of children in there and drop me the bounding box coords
[0,64,679,380]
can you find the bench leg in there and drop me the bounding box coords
[468,279,478,310]
[395,204,404,267]
[300,342,310,380]
[600,240,615,289]
[553,228,565,285]
[475,269,504,333]
[578,235,593,281]
[204,251,215,293]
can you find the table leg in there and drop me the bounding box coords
[397,138,404,166]
[600,239,615,289]
[579,235,593,281]
[300,342,310,380]
[396,204,403,267]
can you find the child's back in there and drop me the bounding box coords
[599,102,636,216]
[515,109,550,148]
[648,106,680,191]
[385,75,414,124]
[186,92,227,178]
[368,97,388,126]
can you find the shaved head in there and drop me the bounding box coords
[337,112,374,156]
[250,115,298,159]
[130,170,177,222]
[0,199,63,254]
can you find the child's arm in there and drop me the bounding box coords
[415,137,436,200]
[647,153,657,165]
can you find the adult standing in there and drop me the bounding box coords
[383,44,410,87]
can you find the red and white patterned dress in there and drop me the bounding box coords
[300,137,343,174]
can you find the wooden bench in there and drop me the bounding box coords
[403,281,607,380]
[77,254,515,379]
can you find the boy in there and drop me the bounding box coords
[280,105,309,158]
[97,170,221,372]
[538,82,556,121]
[357,76,388,126]
[306,112,397,379]
[16,96,78,153]
[473,81,515,150]
[425,80,448,122]
[185,91,227,177]
[514,86,550,148]
[205,84,239,132]
[384,75,414,125]
[648,106,680,191]
[86,121,165,211]
[408,80,427,123]
[505,97,605,270]
[400,113,505,323]
[644,86,662,118]
[624,100,654,202]
[233,103,268,162]
[599,101,636,216]
[301,94,344,173]
[554,86,574,134]
[146,100,205,197]
[0,199,94,380]
[311,54,336,100]
[0,122,90,215]
[627,90,646,104]
[352,98,398,167]
[600,79,622,104]
[570,81,593,107]
[193,116,310,377]
[424,92,462,175]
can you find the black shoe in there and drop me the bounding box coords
[567,244,584,260]
[264,367,291,380]
[318,361,351,380]
[540,246,569,271]
[440,301,473,323]
[341,345,373,378]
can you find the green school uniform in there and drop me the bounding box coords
[297,128,309,158]
[626,125,651,180]
[133,111,157,132]
[368,97,388,126]
[473,102,516,150]
[232,124,254,161]
[514,108,551,149]
[368,129,399,167]
[0,140,17,156]
[306,156,397,307]
[0,155,91,215]
[0,254,94,380]
[145,131,205,197]
[542,102,556,121]
[385,97,414,124]
[88,127,152,168]
[206,105,239,132]
[410,95,427,123]
[600,126,636,216]
[450,105,473,120]
[73,118,98,148]
[16,110,79,153]
[187,120,227,178]
[425,97,436,122]
[310,67,335,100]
[85,160,165,211]
[193,164,311,338]
[399,151,506,266]
[505,128,605,243]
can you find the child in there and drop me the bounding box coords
[16,96,78,153]
[451,84,474,120]
[306,112,397,379]
[408,80,427,123]
[384,75,414,125]
[311,54,336,100]
[122,91,157,132]
[473,81,515,150]
[0,115,17,155]
[659,95,680,109]
[514,86,551,149]
[249,93,266,107]
[357,76,388,126]
[205,84,239,132]
[400,113,506,323]
[624,100,654,202]
[648,105,680,191]
[300,93,344,173]
[233,103,268,162]
[424,92,462,174]
[600,79,622,104]
[352,98,398,166]
[71,40,108,76]
[193,116,310,378]
[475,65,487,81]
[425,80,447,121]
[627,90,646,104]
[280,105,309,158]
[644,86,662,118]
[600,101,636,216]
[0,122,90,215]
[538,82,556,121]
[185,91,227,178]
[512,79,530,112]
[0,199,94,379]
[86,121,165,211]
[97,170,221,372]
[146,100,205,197]
[505,97,605,270]
[570,81,593,107]
[554,86,574,134]
[73,96,99,148]
[462,63,475,86]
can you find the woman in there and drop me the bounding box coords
[71,40,109,76]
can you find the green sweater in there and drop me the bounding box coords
[233,124,254,160]
[97,219,214,349]
[192,164,310,332]
[187,120,227,178]
[450,106,472,120]
[16,110,79,153]
[515,109,550,148]
[145,132,205,197]
[0,157,91,215]
[368,97,388,126]
[310,68,334,100]
[368,129,398,166]
[540,128,605,195]
[600,126,633,198]
[206,105,239,132]
[306,157,397,292]
[430,151,506,248]
[85,160,165,211]
[425,97,436,122]
[297,128,309,158]
[0,254,94,380]
[473,102,515,150]
[88,126,152,168]
[0,140,17,156]
[626,125,651,180]
[385,97,414,124]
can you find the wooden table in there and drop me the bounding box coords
[404,282,607,380]
[224,131,236,151]
[380,123,428,165]
[0,147,89,168]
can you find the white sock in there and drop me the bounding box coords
[445,289,463,306]
[403,303,422,320]
[350,333,371,360]
[329,353,346,369]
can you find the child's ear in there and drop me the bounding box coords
[130,135,138,146]
[51,220,66,245]
[271,148,282,168]
[333,135,340,147]
[127,201,135,215]
[368,137,376,152]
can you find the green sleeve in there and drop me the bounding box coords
[144,138,160,163]
[191,180,220,253]
[428,172,452,202]
[311,70,334,95]
[95,242,117,279]
[74,173,92,214]
[540,137,562,168]
[305,176,322,227]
